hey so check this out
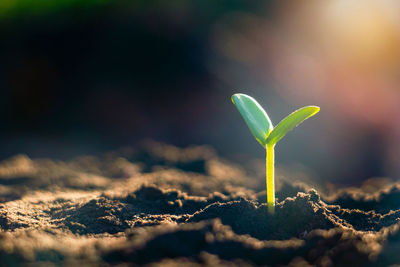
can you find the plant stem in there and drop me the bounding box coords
[266,143,275,214]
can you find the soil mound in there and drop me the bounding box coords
[0,141,399,266]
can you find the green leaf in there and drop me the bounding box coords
[231,93,273,147]
[266,106,320,145]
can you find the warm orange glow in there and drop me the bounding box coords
[212,1,400,130]
[319,0,400,71]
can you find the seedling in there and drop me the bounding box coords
[231,93,320,214]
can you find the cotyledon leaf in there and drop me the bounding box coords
[266,106,320,145]
[231,93,273,147]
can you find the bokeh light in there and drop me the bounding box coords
[1,0,400,184]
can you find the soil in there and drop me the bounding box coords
[0,140,399,266]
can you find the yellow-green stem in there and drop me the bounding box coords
[266,143,275,214]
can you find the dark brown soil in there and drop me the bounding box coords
[0,141,399,266]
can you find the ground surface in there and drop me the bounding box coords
[0,141,399,266]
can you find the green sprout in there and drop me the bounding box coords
[231,93,320,214]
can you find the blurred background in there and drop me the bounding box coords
[1,0,400,185]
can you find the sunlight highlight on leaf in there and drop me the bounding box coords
[266,106,320,145]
